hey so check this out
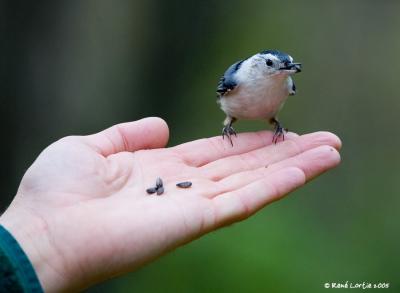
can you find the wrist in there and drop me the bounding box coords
[0,199,68,292]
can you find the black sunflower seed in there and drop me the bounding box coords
[156,177,163,188]
[146,187,157,194]
[156,186,164,195]
[176,181,192,188]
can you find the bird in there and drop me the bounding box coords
[216,50,302,146]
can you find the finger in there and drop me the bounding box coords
[201,132,341,181]
[212,145,340,197]
[83,117,169,156]
[211,167,306,228]
[173,130,299,167]
[210,146,340,228]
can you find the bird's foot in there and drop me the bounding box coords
[222,125,237,146]
[272,123,288,144]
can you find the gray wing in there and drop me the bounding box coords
[216,60,243,98]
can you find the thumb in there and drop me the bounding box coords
[84,117,169,156]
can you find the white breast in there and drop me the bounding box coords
[219,74,291,120]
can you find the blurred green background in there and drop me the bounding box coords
[1,0,399,292]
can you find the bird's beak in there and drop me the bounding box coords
[280,62,302,73]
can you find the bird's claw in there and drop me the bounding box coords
[222,125,237,146]
[272,124,287,144]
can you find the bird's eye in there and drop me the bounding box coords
[266,59,273,66]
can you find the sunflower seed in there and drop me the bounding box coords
[156,186,164,195]
[146,187,157,194]
[156,177,163,188]
[176,181,192,188]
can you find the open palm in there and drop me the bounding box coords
[2,117,341,292]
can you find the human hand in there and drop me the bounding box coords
[0,117,341,292]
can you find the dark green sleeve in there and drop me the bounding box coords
[0,225,43,293]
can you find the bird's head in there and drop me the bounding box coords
[255,49,302,76]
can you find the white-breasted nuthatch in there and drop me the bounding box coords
[216,50,302,145]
